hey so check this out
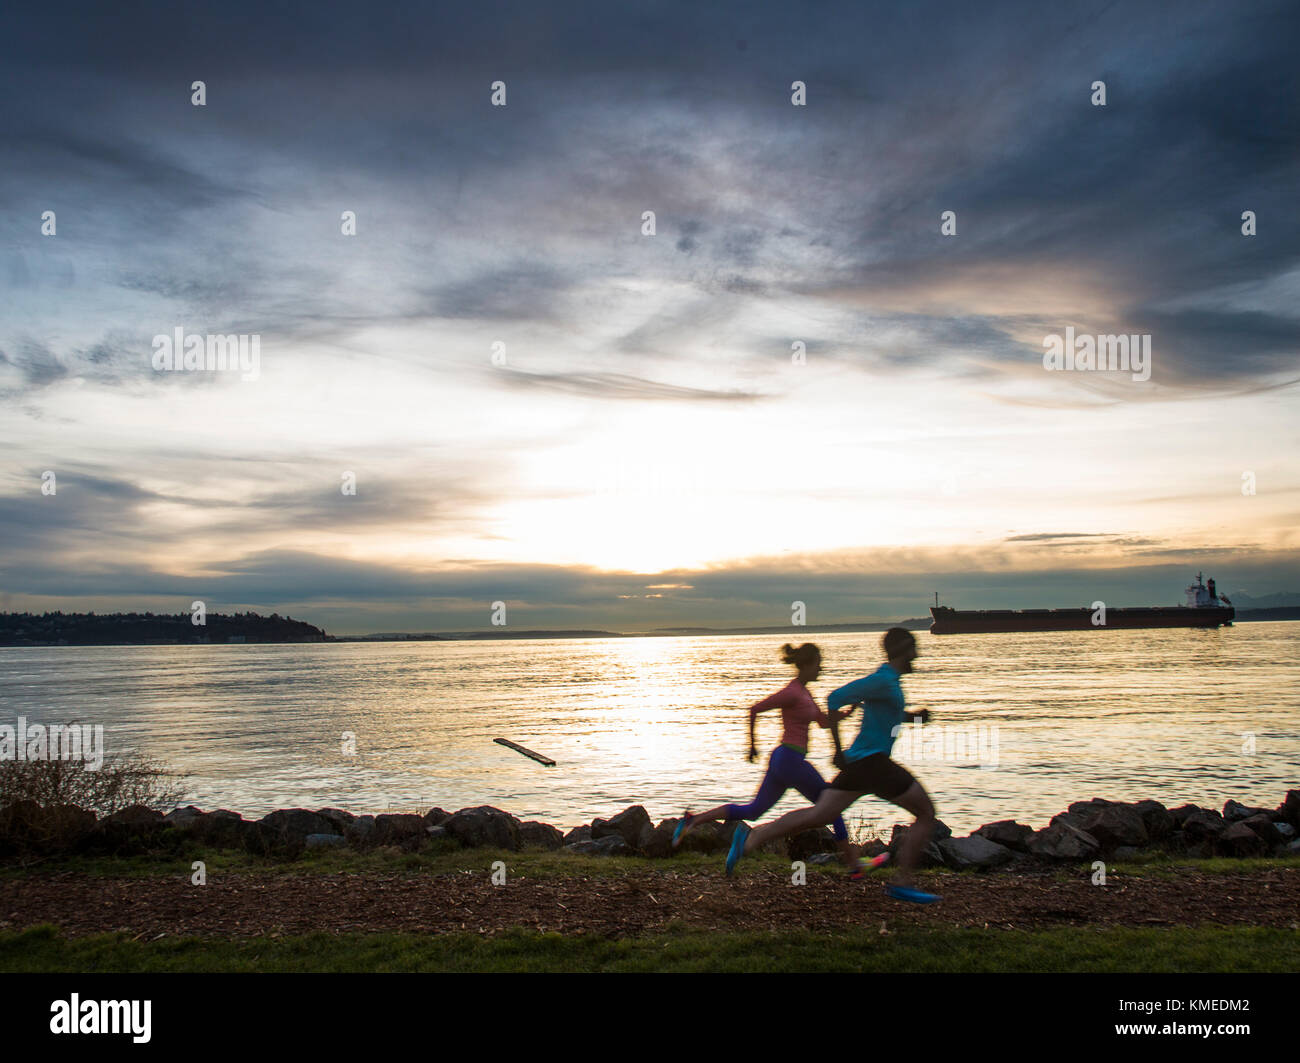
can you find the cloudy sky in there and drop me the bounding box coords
[1,0,1297,633]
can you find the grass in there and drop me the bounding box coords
[3,842,1295,882]
[2,923,1294,973]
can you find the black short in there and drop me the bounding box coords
[829,753,916,801]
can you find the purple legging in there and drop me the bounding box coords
[725,744,849,841]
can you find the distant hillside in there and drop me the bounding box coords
[0,611,328,646]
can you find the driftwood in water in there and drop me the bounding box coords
[494,738,556,766]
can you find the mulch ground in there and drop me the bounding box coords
[4,866,1299,938]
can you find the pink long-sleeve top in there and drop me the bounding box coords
[749,679,831,753]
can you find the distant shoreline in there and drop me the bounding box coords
[1,611,1295,647]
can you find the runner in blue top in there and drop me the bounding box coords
[724,628,942,904]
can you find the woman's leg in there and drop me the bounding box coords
[680,748,790,836]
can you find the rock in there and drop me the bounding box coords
[1286,839,1300,856]
[565,834,631,857]
[372,813,427,850]
[807,852,840,866]
[518,821,564,850]
[678,820,731,854]
[1112,846,1142,860]
[444,806,521,851]
[1049,811,1090,831]
[164,805,205,828]
[591,806,653,849]
[1178,808,1225,843]
[861,838,890,859]
[189,810,250,848]
[315,808,356,833]
[974,820,1034,852]
[1240,813,1281,846]
[258,808,337,840]
[641,820,678,858]
[1077,805,1148,850]
[105,804,164,826]
[937,835,1014,870]
[788,827,837,861]
[1165,830,1214,858]
[1027,822,1101,862]
[1131,800,1174,841]
[561,824,592,846]
[1215,822,1266,858]
[1275,822,1296,840]
[345,815,376,846]
[423,808,452,827]
[305,833,346,849]
[1279,791,1300,829]
[1067,798,1117,815]
[886,824,943,867]
[425,825,451,843]
[1223,800,1270,822]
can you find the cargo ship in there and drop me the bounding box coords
[929,573,1234,634]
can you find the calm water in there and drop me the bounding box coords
[2,624,1297,834]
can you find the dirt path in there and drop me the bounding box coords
[4,867,1298,938]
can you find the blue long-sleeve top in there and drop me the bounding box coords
[826,662,906,761]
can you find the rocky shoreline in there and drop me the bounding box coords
[3,790,1298,868]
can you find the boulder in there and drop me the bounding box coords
[423,808,452,827]
[1223,800,1270,823]
[518,821,564,850]
[788,827,837,861]
[258,808,337,840]
[887,824,943,867]
[1278,791,1300,829]
[189,809,250,848]
[424,825,451,844]
[591,806,653,849]
[807,853,840,866]
[443,806,521,851]
[372,813,427,850]
[315,808,356,833]
[1066,798,1117,815]
[562,824,592,846]
[678,821,731,855]
[1215,822,1266,858]
[1239,813,1281,846]
[1286,839,1300,856]
[565,834,631,857]
[1077,805,1148,850]
[1027,822,1101,862]
[345,815,376,846]
[937,835,1014,870]
[1178,808,1226,843]
[164,805,205,828]
[641,819,678,859]
[1131,800,1174,841]
[105,804,164,826]
[305,833,346,849]
[974,820,1034,852]
[1275,822,1296,841]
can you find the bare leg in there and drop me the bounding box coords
[685,804,733,827]
[888,781,936,888]
[743,788,862,854]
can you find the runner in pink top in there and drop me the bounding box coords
[671,643,868,873]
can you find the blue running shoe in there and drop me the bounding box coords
[885,883,941,904]
[671,812,694,850]
[725,823,751,876]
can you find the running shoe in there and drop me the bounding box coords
[725,822,751,877]
[849,852,891,880]
[671,812,695,850]
[885,883,941,904]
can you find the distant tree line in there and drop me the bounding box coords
[0,611,329,646]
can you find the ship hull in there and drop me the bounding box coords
[929,605,1234,634]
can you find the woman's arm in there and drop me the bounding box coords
[746,688,790,762]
